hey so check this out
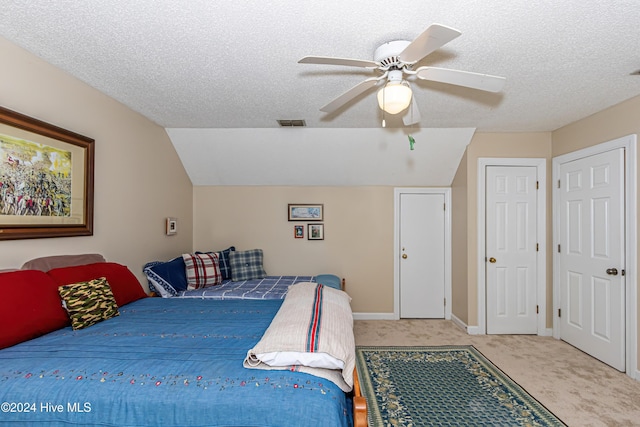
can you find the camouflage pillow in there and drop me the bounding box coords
[58,277,120,330]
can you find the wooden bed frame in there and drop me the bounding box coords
[352,367,368,427]
[346,276,367,427]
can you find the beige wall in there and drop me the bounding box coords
[462,132,553,327]
[451,149,469,323]
[193,186,394,313]
[553,96,640,156]
[0,37,194,288]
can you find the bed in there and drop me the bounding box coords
[143,247,344,299]
[0,258,367,427]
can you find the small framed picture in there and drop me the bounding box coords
[308,223,324,240]
[166,217,177,235]
[288,204,323,221]
[294,225,304,239]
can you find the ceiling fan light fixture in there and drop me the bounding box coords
[377,80,412,114]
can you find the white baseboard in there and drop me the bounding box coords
[352,312,397,320]
[450,313,467,331]
[539,328,553,337]
[466,325,482,335]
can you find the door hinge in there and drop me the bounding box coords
[536,305,539,314]
[536,243,539,252]
[536,181,539,190]
[444,298,446,307]
[444,203,446,211]
[557,179,561,189]
[558,244,561,253]
[558,308,561,318]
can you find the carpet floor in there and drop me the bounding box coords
[354,319,640,427]
[356,345,565,426]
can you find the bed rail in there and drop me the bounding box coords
[352,367,367,427]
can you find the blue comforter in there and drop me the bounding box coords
[0,298,351,426]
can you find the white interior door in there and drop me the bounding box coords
[557,148,625,371]
[399,192,445,318]
[486,166,538,334]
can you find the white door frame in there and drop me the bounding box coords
[476,158,547,335]
[394,187,452,320]
[552,134,637,379]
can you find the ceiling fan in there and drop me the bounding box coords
[299,24,506,126]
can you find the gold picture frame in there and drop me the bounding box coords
[0,106,94,240]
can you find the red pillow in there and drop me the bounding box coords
[47,262,146,307]
[0,270,70,350]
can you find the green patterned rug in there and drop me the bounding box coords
[355,345,565,427]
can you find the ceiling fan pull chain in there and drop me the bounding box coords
[381,88,386,127]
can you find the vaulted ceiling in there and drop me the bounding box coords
[1,2,639,185]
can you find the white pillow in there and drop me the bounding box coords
[256,351,345,370]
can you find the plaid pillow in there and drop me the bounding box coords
[229,249,267,281]
[58,277,120,330]
[182,253,222,290]
[216,246,235,280]
[196,246,235,281]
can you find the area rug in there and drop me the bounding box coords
[355,345,565,427]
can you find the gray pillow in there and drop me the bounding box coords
[22,254,106,271]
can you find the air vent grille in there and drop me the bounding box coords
[277,119,306,127]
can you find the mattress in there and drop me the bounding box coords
[0,297,351,426]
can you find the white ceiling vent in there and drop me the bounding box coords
[277,119,306,127]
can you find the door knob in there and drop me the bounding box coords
[402,254,408,259]
[606,268,618,276]
[489,257,496,263]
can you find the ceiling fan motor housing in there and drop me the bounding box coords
[374,40,412,69]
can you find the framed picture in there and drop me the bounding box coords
[308,223,324,240]
[294,224,304,238]
[166,217,177,235]
[0,106,94,240]
[288,203,323,221]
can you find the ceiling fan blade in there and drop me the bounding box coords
[299,56,379,69]
[416,66,506,92]
[320,77,381,113]
[398,24,462,64]
[403,95,422,126]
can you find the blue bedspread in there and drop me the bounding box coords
[0,298,351,427]
[176,275,316,300]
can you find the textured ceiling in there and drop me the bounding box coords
[1,1,640,132]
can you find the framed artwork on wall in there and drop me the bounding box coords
[294,224,304,238]
[288,204,323,221]
[308,223,324,240]
[0,106,95,240]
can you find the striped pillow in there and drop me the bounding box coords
[182,253,222,290]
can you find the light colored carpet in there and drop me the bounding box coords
[354,319,640,427]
